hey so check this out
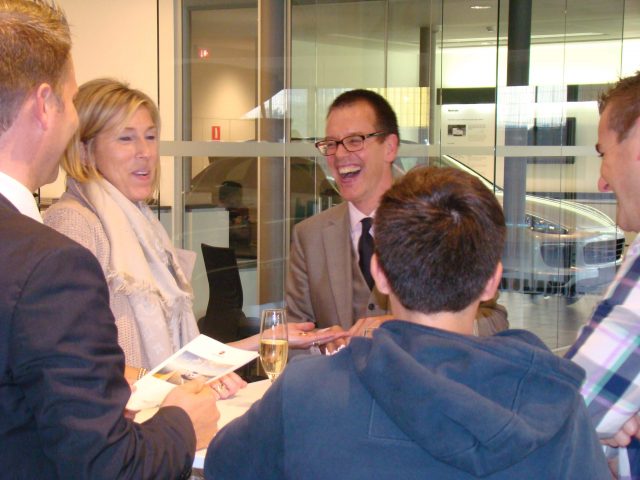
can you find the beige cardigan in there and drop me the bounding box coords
[44,190,146,368]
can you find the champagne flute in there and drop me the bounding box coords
[259,309,288,382]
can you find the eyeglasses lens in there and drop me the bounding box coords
[343,136,363,152]
[316,134,371,156]
[317,141,332,155]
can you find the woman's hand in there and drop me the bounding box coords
[209,372,247,400]
[124,365,142,386]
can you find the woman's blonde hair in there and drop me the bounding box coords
[62,78,161,194]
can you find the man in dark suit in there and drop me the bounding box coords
[0,1,218,478]
[286,89,508,351]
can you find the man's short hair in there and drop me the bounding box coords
[219,180,242,203]
[375,166,505,314]
[598,71,640,142]
[328,89,400,142]
[0,0,71,135]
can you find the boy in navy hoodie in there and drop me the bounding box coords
[205,166,609,479]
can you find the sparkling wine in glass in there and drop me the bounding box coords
[259,309,288,382]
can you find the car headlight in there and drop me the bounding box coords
[526,214,568,235]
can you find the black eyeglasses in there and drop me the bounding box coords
[314,132,386,156]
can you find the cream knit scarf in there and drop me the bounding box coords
[68,178,199,368]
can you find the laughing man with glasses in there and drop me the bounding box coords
[286,89,509,354]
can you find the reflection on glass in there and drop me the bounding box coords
[178,0,635,354]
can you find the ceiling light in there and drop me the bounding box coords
[471,5,492,9]
[443,32,604,45]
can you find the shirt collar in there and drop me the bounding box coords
[348,201,375,233]
[0,171,43,223]
[347,202,376,239]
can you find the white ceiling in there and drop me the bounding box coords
[190,0,639,54]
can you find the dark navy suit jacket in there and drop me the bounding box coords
[0,193,195,479]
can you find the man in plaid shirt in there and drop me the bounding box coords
[566,71,640,479]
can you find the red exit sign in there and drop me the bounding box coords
[211,125,221,141]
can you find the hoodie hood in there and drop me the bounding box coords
[349,321,586,477]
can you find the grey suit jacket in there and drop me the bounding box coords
[287,203,388,330]
[286,202,508,334]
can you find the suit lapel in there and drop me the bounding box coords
[0,192,19,214]
[323,203,354,330]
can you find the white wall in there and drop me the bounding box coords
[41,0,175,202]
[64,0,159,90]
[190,60,257,175]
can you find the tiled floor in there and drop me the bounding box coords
[499,290,601,355]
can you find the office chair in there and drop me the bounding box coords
[198,243,259,343]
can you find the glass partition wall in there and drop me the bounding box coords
[174,0,637,351]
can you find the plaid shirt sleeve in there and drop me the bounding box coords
[566,237,640,437]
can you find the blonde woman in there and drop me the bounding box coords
[45,79,341,386]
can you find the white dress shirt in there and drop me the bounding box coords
[348,202,375,262]
[0,171,42,223]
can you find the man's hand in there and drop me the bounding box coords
[288,322,349,349]
[321,325,350,355]
[601,416,640,448]
[322,315,394,354]
[349,314,394,337]
[162,378,219,450]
